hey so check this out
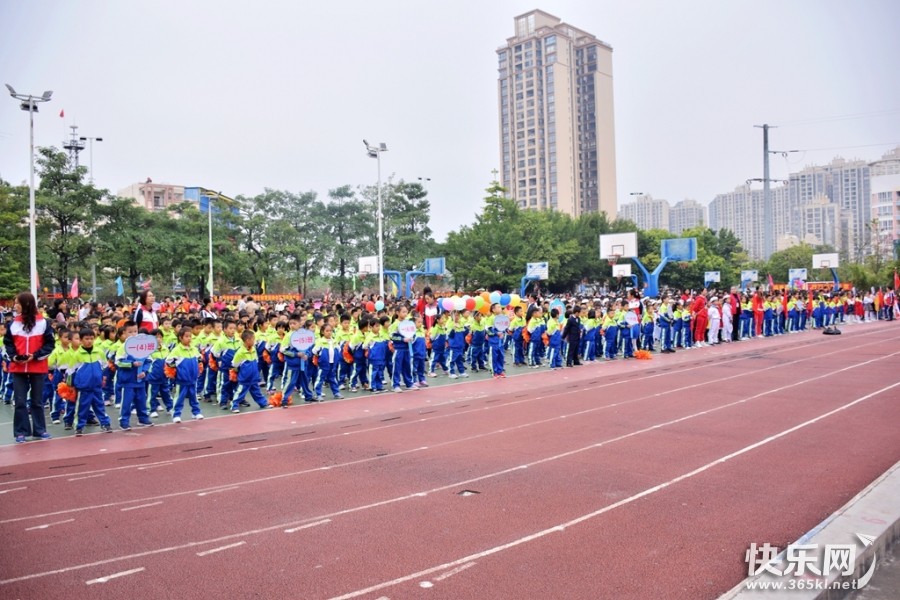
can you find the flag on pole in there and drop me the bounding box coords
[141,277,152,290]
[261,277,266,294]
[115,276,124,297]
[767,273,774,289]
[70,277,79,299]
[894,270,899,291]
[59,109,65,118]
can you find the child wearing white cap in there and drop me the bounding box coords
[707,298,721,345]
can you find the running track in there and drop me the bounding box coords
[1,321,898,599]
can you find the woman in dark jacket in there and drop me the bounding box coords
[3,292,56,442]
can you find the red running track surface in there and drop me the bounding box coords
[1,322,898,599]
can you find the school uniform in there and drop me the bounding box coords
[166,344,204,420]
[230,345,269,410]
[312,338,343,400]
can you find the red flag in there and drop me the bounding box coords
[141,277,152,290]
[70,277,79,299]
[59,109,65,118]
[767,273,774,289]
[894,270,899,291]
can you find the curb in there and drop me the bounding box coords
[721,460,900,599]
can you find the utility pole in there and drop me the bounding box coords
[749,125,792,260]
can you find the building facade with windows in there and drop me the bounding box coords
[668,199,705,235]
[118,181,185,212]
[617,194,669,231]
[869,147,900,260]
[497,10,617,218]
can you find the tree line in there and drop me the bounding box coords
[0,146,896,301]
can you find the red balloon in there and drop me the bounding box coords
[465,298,476,311]
[365,301,376,312]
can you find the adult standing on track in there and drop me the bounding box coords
[415,287,441,333]
[691,289,709,346]
[132,290,158,333]
[3,292,56,443]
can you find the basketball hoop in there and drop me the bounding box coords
[359,271,370,282]
[607,254,621,267]
[435,274,444,281]
[678,262,689,270]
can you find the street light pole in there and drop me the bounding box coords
[79,135,103,184]
[6,84,52,298]
[365,140,388,297]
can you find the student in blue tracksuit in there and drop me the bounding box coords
[411,313,429,387]
[526,308,546,368]
[389,305,416,392]
[69,329,113,436]
[365,320,390,393]
[266,321,287,392]
[146,329,174,417]
[428,313,449,377]
[165,327,204,423]
[230,330,271,411]
[447,311,469,378]
[468,312,487,372]
[115,323,153,430]
[603,307,618,360]
[486,303,507,378]
[212,320,242,409]
[348,319,369,391]
[658,299,675,353]
[312,324,344,401]
[545,308,563,369]
[510,306,526,366]
[641,303,657,351]
[280,315,314,405]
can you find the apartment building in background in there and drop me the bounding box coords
[497,9,617,218]
[617,194,669,231]
[869,147,900,260]
[669,199,706,235]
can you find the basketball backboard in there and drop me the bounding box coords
[612,264,632,278]
[358,255,379,275]
[661,238,698,261]
[812,253,839,269]
[422,257,445,275]
[599,232,638,260]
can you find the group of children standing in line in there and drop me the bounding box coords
[1,284,895,438]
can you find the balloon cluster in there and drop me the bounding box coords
[439,291,522,314]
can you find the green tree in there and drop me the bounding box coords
[322,185,376,296]
[0,179,30,297]
[34,147,103,292]
[360,178,435,272]
[269,190,326,297]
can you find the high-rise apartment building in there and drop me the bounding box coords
[617,194,669,231]
[870,147,900,260]
[709,185,791,260]
[497,10,617,218]
[669,199,705,235]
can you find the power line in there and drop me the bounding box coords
[779,108,900,127]
[789,142,899,153]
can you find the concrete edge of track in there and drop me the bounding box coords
[721,459,900,600]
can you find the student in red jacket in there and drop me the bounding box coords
[3,292,56,443]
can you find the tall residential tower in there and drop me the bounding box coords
[497,10,617,218]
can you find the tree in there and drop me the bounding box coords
[322,185,375,296]
[34,147,103,292]
[269,191,326,297]
[360,178,435,272]
[0,179,30,297]
[236,190,283,291]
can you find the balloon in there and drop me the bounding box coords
[461,294,471,301]
[365,301,375,312]
[473,296,485,310]
[442,298,455,311]
[499,293,511,307]
[480,291,491,304]
[375,300,385,311]
[479,301,491,315]
[489,291,501,305]
[465,298,476,311]
[510,293,521,307]
[454,297,466,311]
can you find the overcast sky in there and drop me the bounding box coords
[1,0,898,242]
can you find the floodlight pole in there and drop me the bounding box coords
[365,141,388,297]
[6,85,52,298]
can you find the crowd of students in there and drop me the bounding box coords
[2,283,896,442]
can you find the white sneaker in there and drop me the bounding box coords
[52,418,61,424]
[150,411,159,418]
[428,372,437,378]
[392,387,404,393]
[460,372,470,378]
[173,416,182,423]
[193,414,204,420]
[448,374,458,379]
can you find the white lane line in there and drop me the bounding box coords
[284,519,331,533]
[25,519,75,531]
[3,351,897,587]
[328,378,900,600]
[3,332,896,527]
[120,501,163,512]
[434,561,476,581]
[0,487,26,495]
[137,463,172,471]
[85,567,145,585]
[68,474,105,482]
[197,486,239,497]
[196,541,246,557]
[2,326,871,488]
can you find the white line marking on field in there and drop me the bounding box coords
[120,501,163,512]
[25,519,75,531]
[0,487,26,495]
[284,519,331,533]
[326,377,900,600]
[137,463,171,471]
[85,567,144,585]
[68,474,105,482]
[434,561,476,581]
[419,581,433,588]
[197,486,239,497]
[196,541,246,557]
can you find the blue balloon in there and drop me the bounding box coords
[375,300,385,311]
[499,293,511,307]
[489,291,501,304]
